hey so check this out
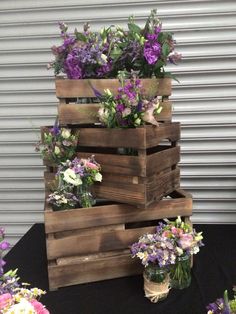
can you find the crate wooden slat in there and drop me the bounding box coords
[45,189,192,290]
[77,123,180,149]
[58,101,172,125]
[48,250,142,288]
[55,77,172,98]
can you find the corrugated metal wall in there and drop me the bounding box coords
[1,0,236,247]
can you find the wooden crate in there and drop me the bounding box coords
[43,122,181,208]
[55,77,172,125]
[45,189,192,290]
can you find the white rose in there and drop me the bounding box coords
[61,128,71,139]
[94,172,102,182]
[63,168,82,186]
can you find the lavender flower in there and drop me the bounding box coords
[206,298,230,314]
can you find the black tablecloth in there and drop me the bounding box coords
[5,224,236,314]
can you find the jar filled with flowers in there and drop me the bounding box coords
[131,233,176,303]
[156,216,204,289]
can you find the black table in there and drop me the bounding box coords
[5,224,236,314]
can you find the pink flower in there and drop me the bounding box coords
[162,230,171,238]
[30,299,50,314]
[0,293,12,310]
[171,226,183,236]
[85,161,99,170]
[179,233,194,250]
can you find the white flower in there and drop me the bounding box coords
[54,146,60,155]
[122,108,131,117]
[6,298,36,314]
[63,168,82,186]
[191,246,200,255]
[94,172,102,182]
[98,107,109,123]
[176,246,184,256]
[101,54,108,63]
[104,89,112,96]
[61,128,71,139]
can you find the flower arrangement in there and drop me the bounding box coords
[48,155,102,209]
[131,233,176,303]
[35,123,78,164]
[207,289,236,314]
[0,286,49,314]
[131,233,176,268]
[48,9,181,79]
[156,216,204,257]
[0,228,49,314]
[96,74,162,128]
[156,216,204,289]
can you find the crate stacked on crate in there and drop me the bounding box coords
[42,77,192,290]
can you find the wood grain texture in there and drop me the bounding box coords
[45,196,192,234]
[77,123,180,149]
[58,101,172,125]
[48,251,142,289]
[55,78,172,98]
[46,225,156,259]
[92,167,180,207]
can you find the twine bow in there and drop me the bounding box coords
[143,274,170,303]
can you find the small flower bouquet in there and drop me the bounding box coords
[35,123,78,164]
[96,74,162,128]
[48,155,102,210]
[0,228,49,314]
[48,10,181,79]
[131,233,176,303]
[207,289,236,314]
[156,216,204,289]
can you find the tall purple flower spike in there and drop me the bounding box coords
[88,81,103,98]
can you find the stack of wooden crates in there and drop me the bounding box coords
[43,77,192,290]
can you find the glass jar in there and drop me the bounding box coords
[77,184,96,208]
[170,254,191,289]
[143,264,170,303]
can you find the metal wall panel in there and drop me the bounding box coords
[0,0,235,247]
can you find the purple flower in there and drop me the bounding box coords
[146,33,158,41]
[64,49,83,79]
[144,41,161,65]
[96,61,112,77]
[116,104,125,112]
[206,298,230,314]
[169,52,182,64]
[0,241,10,250]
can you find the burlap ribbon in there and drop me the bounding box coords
[143,273,170,303]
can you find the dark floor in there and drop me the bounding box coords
[5,223,236,314]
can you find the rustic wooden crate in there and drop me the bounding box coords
[45,189,192,290]
[55,77,172,125]
[43,122,181,208]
